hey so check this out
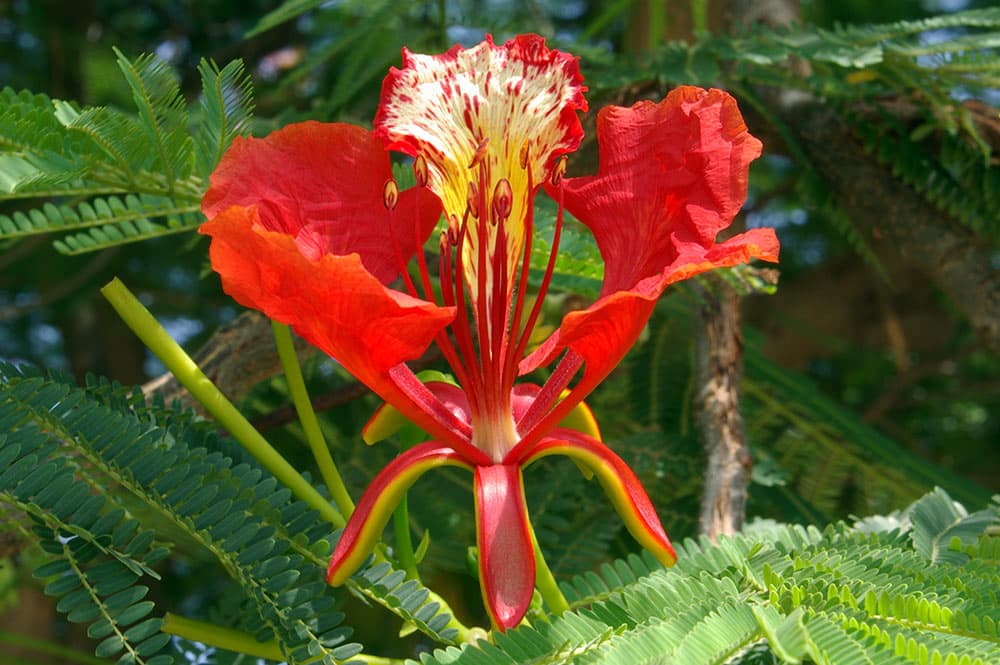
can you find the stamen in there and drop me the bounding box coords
[383,178,399,210]
[519,143,530,170]
[451,208,485,409]
[447,214,461,246]
[503,161,535,389]
[512,161,565,365]
[384,180,417,298]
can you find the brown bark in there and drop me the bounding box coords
[142,310,316,408]
[694,282,753,538]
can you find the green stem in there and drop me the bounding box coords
[392,493,420,580]
[101,278,345,528]
[0,631,106,665]
[162,613,284,661]
[528,519,569,615]
[162,614,405,664]
[272,321,356,517]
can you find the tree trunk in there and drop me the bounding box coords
[694,282,752,538]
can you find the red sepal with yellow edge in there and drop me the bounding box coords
[327,443,472,586]
[523,429,677,568]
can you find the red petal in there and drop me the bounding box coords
[327,442,472,585]
[520,88,778,430]
[203,121,440,284]
[549,86,767,295]
[474,464,536,631]
[524,431,676,568]
[200,206,474,446]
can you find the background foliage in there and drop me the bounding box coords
[1,0,998,664]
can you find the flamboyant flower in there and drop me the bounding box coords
[200,34,779,631]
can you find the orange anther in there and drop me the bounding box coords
[468,138,490,169]
[383,179,399,210]
[467,181,481,219]
[414,155,429,187]
[550,156,567,187]
[492,178,513,225]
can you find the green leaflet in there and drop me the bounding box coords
[416,489,999,665]
[0,51,254,254]
[0,363,464,663]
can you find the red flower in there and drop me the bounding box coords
[200,34,778,631]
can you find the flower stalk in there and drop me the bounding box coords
[272,320,355,517]
[101,278,346,528]
[162,614,403,665]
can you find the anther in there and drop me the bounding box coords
[414,155,429,187]
[492,178,513,225]
[447,214,461,245]
[468,138,489,169]
[550,156,567,187]
[466,181,481,219]
[439,230,449,254]
[382,179,399,210]
[519,143,530,170]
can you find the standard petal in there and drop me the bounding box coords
[327,442,472,586]
[200,206,475,446]
[474,464,536,631]
[522,430,677,568]
[375,34,587,304]
[203,121,441,284]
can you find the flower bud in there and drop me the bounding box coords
[383,179,399,210]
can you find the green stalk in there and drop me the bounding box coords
[272,321,355,517]
[392,493,420,580]
[0,631,106,665]
[528,519,569,615]
[101,278,345,528]
[162,614,403,664]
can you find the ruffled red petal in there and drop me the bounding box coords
[520,88,778,424]
[474,464,536,631]
[203,121,440,284]
[200,206,469,444]
[549,86,766,295]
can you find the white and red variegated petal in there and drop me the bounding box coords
[375,34,587,313]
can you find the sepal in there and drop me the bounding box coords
[524,430,677,568]
[327,442,472,586]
